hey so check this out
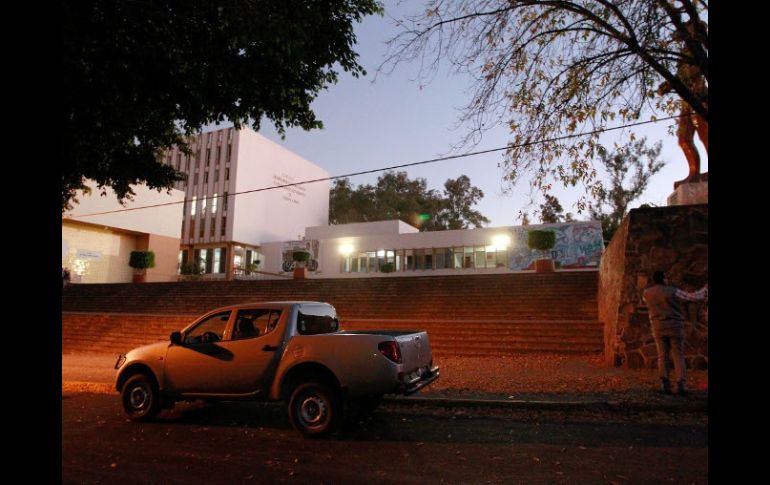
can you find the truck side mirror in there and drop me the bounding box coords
[170,331,182,345]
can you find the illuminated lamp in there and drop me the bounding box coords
[339,244,354,255]
[492,234,511,250]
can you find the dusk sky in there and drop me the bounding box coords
[215,0,708,228]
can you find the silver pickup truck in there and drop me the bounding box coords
[114,301,439,436]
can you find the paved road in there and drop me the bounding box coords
[63,393,708,484]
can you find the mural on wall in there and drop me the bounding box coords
[508,221,604,271]
[280,240,321,273]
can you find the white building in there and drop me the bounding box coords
[62,181,185,283]
[162,127,330,279]
[260,220,605,278]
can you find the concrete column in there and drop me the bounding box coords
[225,242,235,280]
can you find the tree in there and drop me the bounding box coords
[382,0,707,207]
[62,0,383,211]
[538,194,574,224]
[589,137,665,242]
[440,175,491,229]
[328,171,490,230]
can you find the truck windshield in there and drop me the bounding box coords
[297,306,339,335]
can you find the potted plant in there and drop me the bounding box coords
[129,250,156,283]
[380,262,395,273]
[292,251,310,279]
[527,230,556,273]
[179,260,203,280]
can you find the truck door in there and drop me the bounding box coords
[216,308,285,394]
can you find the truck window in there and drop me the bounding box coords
[297,306,339,335]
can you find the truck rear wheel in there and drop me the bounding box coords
[288,381,339,438]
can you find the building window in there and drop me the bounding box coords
[221,217,226,236]
[223,192,228,211]
[189,220,195,239]
[211,193,217,214]
[206,148,211,166]
[225,167,230,180]
[216,146,221,162]
[201,197,207,216]
[213,248,221,274]
[226,144,232,162]
[199,221,205,238]
[180,221,185,238]
[210,217,216,237]
[182,198,187,216]
[191,196,197,216]
[193,173,199,185]
[214,169,219,182]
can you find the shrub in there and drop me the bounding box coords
[380,262,395,273]
[292,251,310,263]
[129,251,156,270]
[527,230,556,258]
[179,261,203,275]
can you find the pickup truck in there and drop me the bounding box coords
[114,301,439,436]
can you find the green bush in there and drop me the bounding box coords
[527,230,556,258]
[129,251,156,269]
[179,261,203,275]
[292,251,310,263]
[380,262,395,273]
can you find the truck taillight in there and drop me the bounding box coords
[378,341,402,363]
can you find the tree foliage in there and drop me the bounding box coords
[589,137,665,242]
[382,0,707,206]
[62,0,382,211]
[538,194,574,223]
[329,171,490,230]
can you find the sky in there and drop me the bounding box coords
[214,0,708,228]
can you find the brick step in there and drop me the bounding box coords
[431,343,601,353]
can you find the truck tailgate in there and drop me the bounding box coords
[395,331,433,372]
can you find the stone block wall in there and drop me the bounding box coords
[599,204,708,369]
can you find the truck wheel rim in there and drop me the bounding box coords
[299,396,327,425]
[129,385,150,410]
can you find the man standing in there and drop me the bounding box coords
[642,271,708,395]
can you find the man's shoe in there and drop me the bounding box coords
[660,379,672,395]
[676,382,688,396]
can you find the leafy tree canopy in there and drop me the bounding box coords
[329,171,490,230]
[62,0,383,211]
[589,137,665,242]
[382,0,707,208]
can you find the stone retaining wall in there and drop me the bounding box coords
[599,205,708,369]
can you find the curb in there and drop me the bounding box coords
[383,395,708,413]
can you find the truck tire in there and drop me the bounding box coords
[288,381,339,437]
[121,373,160,421]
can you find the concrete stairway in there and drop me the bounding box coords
[62,272,602,356]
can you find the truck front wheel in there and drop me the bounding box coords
[288,381,339,437]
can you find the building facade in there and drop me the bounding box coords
[162,127,330,279]
[62,181,185,283]
[259,220,605,278]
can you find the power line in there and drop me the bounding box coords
[67,113,686,218]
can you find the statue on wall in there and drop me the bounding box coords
[658,18,708,188]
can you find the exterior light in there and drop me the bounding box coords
[339,244,354,255]
[419,213,430,221]
[377,250,385,257]
[492,234,511,250]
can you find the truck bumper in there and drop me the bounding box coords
[401,366,440,396]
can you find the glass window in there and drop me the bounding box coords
[223,192,228,211]
[211,193,218,214]
[204,172,208,183]
[415,249,424,270]
[210,218,215,237]
[453,248,463,269]
[405,249,414,270]
[351,255,359,272]
[184,311,230,344]
[425,251,433,270]
[496,249,508,268]
[297,307,339,335]
[225,168,230,180]
[367,251,377,272]
[475,246,485,268]
[221,217,227,236]
[231,309,282,340]
[213,248,221,273]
